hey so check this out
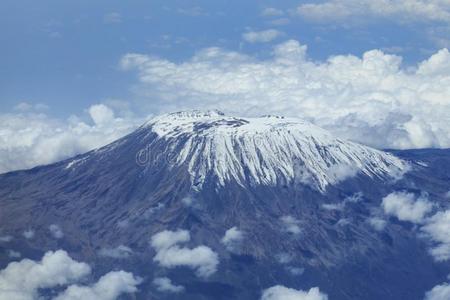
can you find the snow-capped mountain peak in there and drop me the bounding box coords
[140,110,408,191]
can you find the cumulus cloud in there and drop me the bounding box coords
[0,104,141,174]
[121,40,450,150]
[54,270,141,300]
[151,229,190,249]
[150,230,219,278]
[425,282,450,300]
[98,245,133,259]
[380,193,450,261]
[328,164,358,183]
[0,250,91,300]
[0,250,141,300]
[261,285,328,300]
[23,230,34,239]
[153,277,185,293]
[382,192,433,223]
[221,227,244,252]
[368,216,387,231]
[296,0,450,24]
[49,224,64,239]
[280,216,301,234]
[242,29,283,43]
[422,210,450,261]
[88,104,115,125]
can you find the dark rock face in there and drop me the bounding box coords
[1,116,450,300]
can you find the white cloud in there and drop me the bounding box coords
[242,29,283,43]
[117,220,129,228]
[14,102,33,111]
[382,192,433,223]
[344,192,363,203]
[22,230,34,239]
[0,104,141,174]
[286,267,305,276]
[261,8,284,17]
[221,227,244,252]
[322,192,363,211]
[422,210,450,261]
[275,253,305,275]
[121,40,450,150]
[150,230,219,278]
[98,245,133,259]
[151,229,190,250]
[336,218,351,226]
[54,270,141,300]
[296,0,450,24]
[261,285,328,300]
[49,224,64,239]
[0,236,12,243]
[181,196,195,206]
[280,216,301,234]
[275,253,293,264]
[0,250,141,300]
[88,104,115,125]
[153,277,184,293]
[321,203,345,211]
[14,102,48,112]
[425,282,450,300]
[0,250,91,300]
[328,164,358,183]
[368,217,387,231]
[270,18,290,26]
[7,250,21,259]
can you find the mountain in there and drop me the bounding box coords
[1,110,450,300]
[145,110,406,191]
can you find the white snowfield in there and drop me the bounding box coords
[145,110,408,191]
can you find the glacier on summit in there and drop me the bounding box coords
[139,110,408,191]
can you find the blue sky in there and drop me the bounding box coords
[1,0,448,117]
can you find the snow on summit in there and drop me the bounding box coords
[142,110,408,191]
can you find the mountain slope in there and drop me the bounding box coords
[0,110,449,300]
